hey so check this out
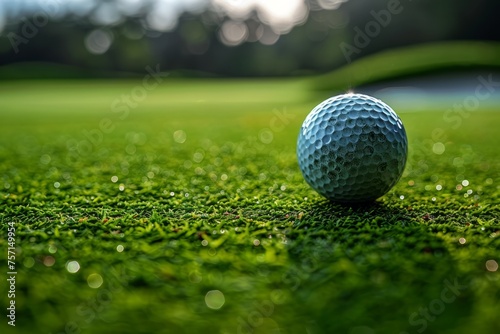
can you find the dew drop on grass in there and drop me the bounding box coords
[66,261,80,273]
[87,273,103,288]
[432,142,445,155]
[43,256,55,267]
[205,290,225,310]
[173,130,187,144]
[485,260,498,272]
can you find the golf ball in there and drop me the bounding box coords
[297,93,408,203]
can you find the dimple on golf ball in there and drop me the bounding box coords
[297,93,408,203]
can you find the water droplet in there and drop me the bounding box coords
[54,182,60,189]
[66,261,80,273]
[87,273,103,288]
[111,176,118,183]
[458,238,466,245]
[432,142,445,155]
[485,260,498,272]
[173,130,187,144]
[193,151,204,163]
[43,256,55,267]
[462,180,469,187]
[436,185,442,191]
[116,245,124,252]
[205,290,225,310]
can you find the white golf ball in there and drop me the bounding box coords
[297,93,408,203]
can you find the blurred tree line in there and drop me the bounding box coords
[0,0,498,77]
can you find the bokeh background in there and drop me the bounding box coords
[1,0,499,78]
[1,2,500,334]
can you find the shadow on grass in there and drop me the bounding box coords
[296,198,416,230]
[282,200,476,334]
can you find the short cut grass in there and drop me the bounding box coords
[0,78,499,334]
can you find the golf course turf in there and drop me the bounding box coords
[0,77,499,334]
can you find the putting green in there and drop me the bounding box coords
[0,78,499,334]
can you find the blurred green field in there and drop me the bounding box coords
[0,79,499,334]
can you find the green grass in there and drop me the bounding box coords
[0,78,499,334]
[312,41,500,91]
